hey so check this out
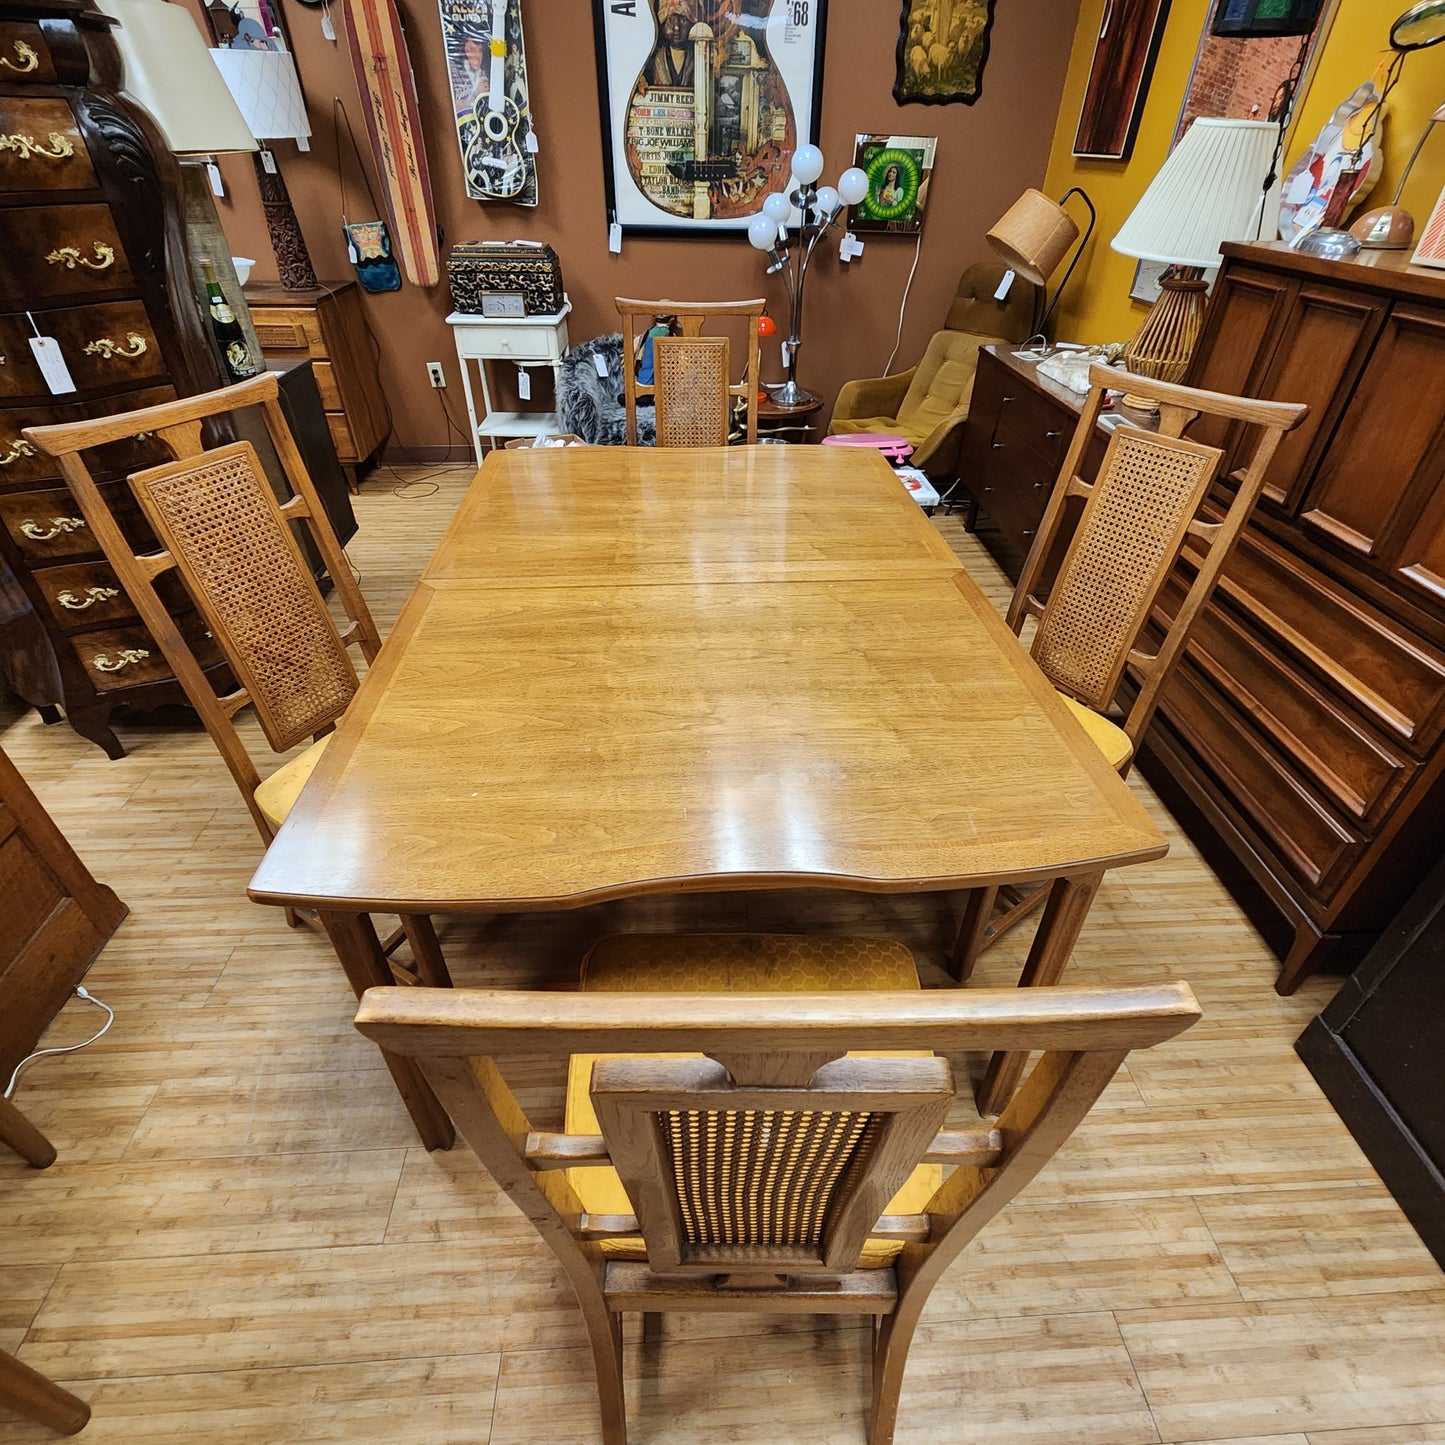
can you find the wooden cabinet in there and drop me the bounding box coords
[245,281,388,491]
[0,0,231,758]
[0,739,125,1079]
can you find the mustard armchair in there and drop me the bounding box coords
[830,261,1038,476]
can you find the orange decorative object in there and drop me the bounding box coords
[757,314,777,338]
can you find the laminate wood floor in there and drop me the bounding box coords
[2,465,1441,1444]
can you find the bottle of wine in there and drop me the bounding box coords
[200,259,258,383]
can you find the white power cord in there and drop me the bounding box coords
[882,232,925,377]
[3,986,114,1100]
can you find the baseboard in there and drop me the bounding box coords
[377,443,476,467]
[1295,1017,1445,1270]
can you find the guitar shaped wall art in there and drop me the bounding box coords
[439,0,538,205]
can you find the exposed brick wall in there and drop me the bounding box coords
[1176,34,1305,142]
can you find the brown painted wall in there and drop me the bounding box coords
[194,0,1081,455]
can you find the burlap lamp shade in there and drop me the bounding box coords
[987,190,1080,287]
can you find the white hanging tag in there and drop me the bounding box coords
[321,6,336,40]
[839,232,864,262]
[296,137,310,153]
[260,148,278,174]
[781,341,792,367]
[29,336,77,395]
[592,352,610,378]
[995,269,1016,300]
[608,221,622,254]
[524,130,539,154]
[347,237,359,263]
[516,366,531,400]
[206,161,225,197]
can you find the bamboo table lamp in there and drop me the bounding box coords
[1111,117,1279,405]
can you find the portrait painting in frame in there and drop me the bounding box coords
[847,133,936,235]
[893,0,996,105]
[592,0,827,237]
[1073,0,1173,160]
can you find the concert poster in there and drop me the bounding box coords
[593,0,828,236]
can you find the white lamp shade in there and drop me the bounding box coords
[211,47,312,143]
[1112,118,1279,268]
[96,0,256,155]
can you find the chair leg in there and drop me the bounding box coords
[583,1306,628,1445]
[400,914,454,990]
[0,1348,90,1435]
[949,885,998,982]
[0,1095,57,1169]
[868,1310,919,1445]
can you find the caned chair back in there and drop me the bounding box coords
[23,375,381,843]
[1010,363,1307,765]
[355,978,1201,1445]
[615,296,764,446]
[651,335,731,448]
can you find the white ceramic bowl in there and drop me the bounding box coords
[231,257,255,286]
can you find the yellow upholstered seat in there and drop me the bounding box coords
[253,736,331,830]
[564,933,942,1267]
[1056,691,1134,772]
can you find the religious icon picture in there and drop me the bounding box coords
[893,0,996,105]
[847,133,936,235]
[592,0,829,236]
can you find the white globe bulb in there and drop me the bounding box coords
[837,167,869,206]
[814,185,839,217]
[761,191,791,223]
[792,144,824,185]
[747,212,779,251]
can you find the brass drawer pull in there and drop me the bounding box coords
[20,515,86,540]
[1,439,37,466]
[92,647,148,673]
[0,40,39,73]
[83,332,147,360]
[46,242,115,272]
[58,585,119,610]
[0,131,74,161]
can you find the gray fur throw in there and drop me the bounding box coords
[558,333,654,446]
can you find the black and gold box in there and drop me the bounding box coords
[447,242,565,318]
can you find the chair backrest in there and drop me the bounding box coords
[651,335,731,448]
[23,375,381,841]
[1009,363,1307,765]
[943,260,1039,342]
[616,296,764,446]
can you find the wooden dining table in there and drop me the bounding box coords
[249,446,1167,1147]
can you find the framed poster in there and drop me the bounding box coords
[847,134,936,234]
[893,0,995,105]
[1072,0,1173,161]
[592,0,827,237]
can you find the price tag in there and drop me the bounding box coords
[593,352,610,379]
[608,221,623,254]
[321,6,336,40]
[994,269,1016,300]
[206,161,225,197]
[524,130,539,154]
[781,341,793,367]
[517,366,531,400]
[839,232,864,262]
[296,137,310,153]
[29,336,77,396]
[260,148,278,175]
[347,237,359,263]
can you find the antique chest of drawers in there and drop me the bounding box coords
[0,0,227,757]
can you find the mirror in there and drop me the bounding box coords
[1392,0,1445,52]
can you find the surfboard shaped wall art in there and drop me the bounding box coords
[439,0,538,205]
[593,0,827,237]
[343,0,442,285]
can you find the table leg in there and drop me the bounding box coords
[454,340,485,467]
[975,869,1104,1117]
[0,1349,89,1435]
[0,1093,57,1168]
[319,909,455,1151]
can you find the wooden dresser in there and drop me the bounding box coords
[958,243,1445,993]
[0,738,125,1079]
[0,0,229,758]
[245,281,388,491]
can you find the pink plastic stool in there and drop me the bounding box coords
[821,432,914,464]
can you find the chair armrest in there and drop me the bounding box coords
[911,405,973,475]
[832,365,918,423]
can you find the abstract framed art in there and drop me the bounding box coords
[893,0,996,105]
[592,0,827,237]
[1073,0,1173,160]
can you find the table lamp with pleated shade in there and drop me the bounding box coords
[1112,118,1280,396]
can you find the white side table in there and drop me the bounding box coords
[446,300,573,463]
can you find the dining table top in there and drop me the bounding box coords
[248,446,1167,914]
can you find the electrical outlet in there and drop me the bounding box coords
[426,361,446,388]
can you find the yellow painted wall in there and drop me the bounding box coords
[1042,0,1445,343]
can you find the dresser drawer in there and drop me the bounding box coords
[1157,569,1415,828]
[0,96,95,194]
[0,480,153,562]
[310,359,343,412]
[1,404,65,486]
[978,420,1054,541]
[252,308,325,356]
[0,23,56,85]
[994,381,1070,468]
[0,301,165,397]
[32,559,136,632]
[0,204,134,306]
[0,830,64,964]
[67,614,219,692]
[1163,659,1366,898]
[326,411,357,462]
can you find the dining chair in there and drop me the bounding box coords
[355,931,1201,1445]
[23,378,449,976]
[951,362,1306,994]
[615,297,765,445]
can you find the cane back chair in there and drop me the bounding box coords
[355,929,1200,1445]
[616,297,765,445]
[23,378,450,972]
